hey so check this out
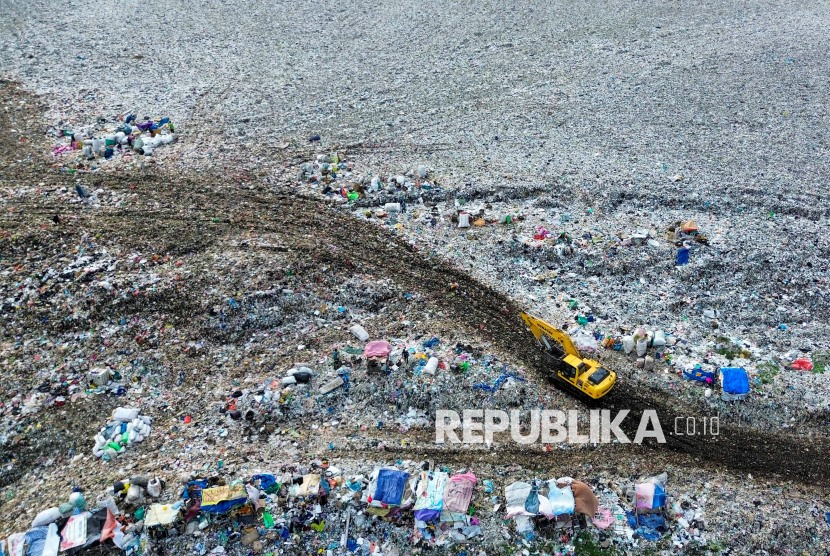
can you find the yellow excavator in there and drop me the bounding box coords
[521,312,616,400]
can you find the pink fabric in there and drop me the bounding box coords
[443,473,477,513]
[364,341,392,357]
[592,506,614,529]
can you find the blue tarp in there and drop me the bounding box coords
[201,497,247,514]
[626,510,668,541]
[652,483,667,509]
[24,527,48,556]
[473,372,526,393]
[182,479,209,499]
[252,474,279,493]
[683,367,715,384]
[374,469,410,505]
[721,367,749,395]
[677,248,689,266]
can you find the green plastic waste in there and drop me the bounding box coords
[134,507,145,520]
[577,316,588,326]
[263,511,274,528]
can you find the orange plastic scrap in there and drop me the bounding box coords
[681,220,698,232]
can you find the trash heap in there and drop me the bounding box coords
[48,115,177,171]
[504,476,600,540]
[92,407,152,460]
[0,461,489,556]
[295,153,441,205]
[3,456,729,556]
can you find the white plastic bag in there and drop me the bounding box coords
[42,523,60,556]
[112,407,140,422]
[32,507,62,527]
[571,330,597,352]
[349,325,369,342]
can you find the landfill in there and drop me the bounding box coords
[3,0,830,552]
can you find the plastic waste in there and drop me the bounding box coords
[792,358,813,371]
[112,407,140,422]
[349,325,370,342]
[97,493,119,514]
[571,330,598,352]
[41,523,59,556]
[125,485,144,505]
[147,477,163,498]
[32,507,62,527]
[320,377,345,394]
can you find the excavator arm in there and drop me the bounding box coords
[521,312,580,358]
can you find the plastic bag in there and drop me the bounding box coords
[571,330,598,352]
[348,325,369,342]
[524,483,540,514]
[32,507,62,527]
[792,358,814,371]
[42,523,60,556]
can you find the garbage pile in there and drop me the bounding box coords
[92,407,152,460]
[295,153,442,206]
[1,461,486,556]
[504,476,599,540]
[2,455,729,556]
[47,115,177,171]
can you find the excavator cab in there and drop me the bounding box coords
[521,312,616,400]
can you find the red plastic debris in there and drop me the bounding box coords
[792,358,814,371]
